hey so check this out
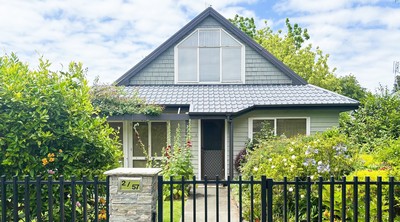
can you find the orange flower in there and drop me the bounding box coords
[49,157,55,162]
[99,197,106,205]
[42,158,48,166]
[47,153,55,158]
[98,212,107,220]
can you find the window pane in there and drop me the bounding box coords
[199,30,219,47]
[253,120,274,136]
[222,48,241,82]
[178,48,197,81]
[277,119,307,138]
[179,31,198,47]
[133,122,148,157]
[199,48,220,82]
[221,31,241,47]
[132,160,147,168]
[151,122,167,156]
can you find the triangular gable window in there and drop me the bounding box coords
[175,29,244,83]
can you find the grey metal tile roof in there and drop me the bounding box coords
[124,84,359,114]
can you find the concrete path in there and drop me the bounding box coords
[182,185,240,222]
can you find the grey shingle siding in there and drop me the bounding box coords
[245,46,292,84]
[198,17,221,28]
[129,48,175,84]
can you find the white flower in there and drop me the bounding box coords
[291,142,295,145]
[253,167,258,172]
[318,161,323,165]
[289,148,294,152]
[291,155,296,160]
[301,194,305,199]
[271,165,275,169]
[268,158,272,162]
[310,175,314,180]
[288,187,293,192]
[284,162,287,166]
[283,158,287,162]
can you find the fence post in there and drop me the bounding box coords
[104,168,162,222]
[261,176,267,222]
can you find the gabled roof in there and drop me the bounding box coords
[124,84,359,115]
[115,7,307,86]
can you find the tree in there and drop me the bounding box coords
[0,53,122,178]
[340,87,400,151]
[230,16,367,100]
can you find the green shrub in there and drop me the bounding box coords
[321,169,400,221]
[0,54,122,178]
[239,129,356,220]
[235,121,275,173]
[0,54,122,221]
[340,88,400,152]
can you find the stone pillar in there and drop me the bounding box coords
[104,168,161,222]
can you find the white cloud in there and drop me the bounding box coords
[268,1,400,90]
[0,0,256,84]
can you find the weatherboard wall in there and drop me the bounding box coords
[128,16,292,85]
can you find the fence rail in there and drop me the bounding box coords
[158,175,400,222]
[0,175,109,222]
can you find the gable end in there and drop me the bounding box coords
[115,7,306,86]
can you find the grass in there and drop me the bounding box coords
[163,200,183,222]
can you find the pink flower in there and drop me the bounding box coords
[76,201,81,208]
[47,170,55,175]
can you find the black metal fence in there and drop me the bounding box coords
[0,175,109,222]
[158,175,400,222]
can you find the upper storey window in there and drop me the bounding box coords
[175,29,244,83]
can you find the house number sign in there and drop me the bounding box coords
[119,177,141,192]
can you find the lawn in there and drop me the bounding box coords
[163,200,183,222]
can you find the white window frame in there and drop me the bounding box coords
[174,28,245,84]
[131,121,170,163]
[248,117,310,139]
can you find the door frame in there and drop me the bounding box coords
[198,119,227,180]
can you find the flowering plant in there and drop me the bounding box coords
[160,123,194,200]
[238,128,356,220]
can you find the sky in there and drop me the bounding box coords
[1,0,399,91]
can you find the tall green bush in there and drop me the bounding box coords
[0,53,122,178]
[340,88,400,152]
[0,53,121,220]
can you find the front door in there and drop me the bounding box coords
[201,119,225,180]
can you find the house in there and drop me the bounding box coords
[108,7,359,179]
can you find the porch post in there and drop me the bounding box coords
[228,115,234,178]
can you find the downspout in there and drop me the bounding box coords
[227,115,234,178]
